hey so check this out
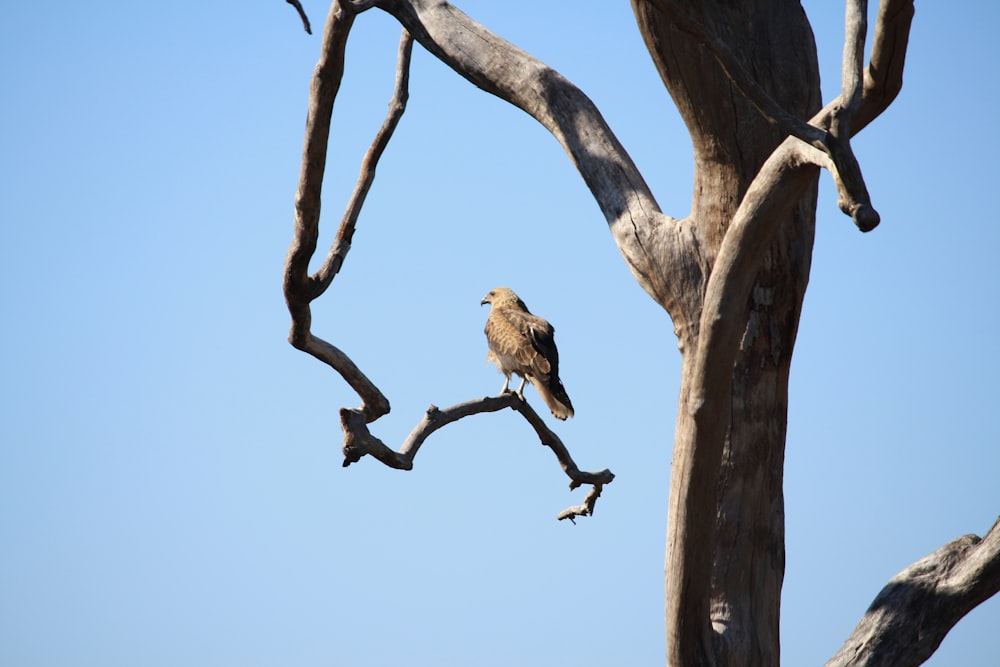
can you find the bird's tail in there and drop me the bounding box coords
[530,375,574,420]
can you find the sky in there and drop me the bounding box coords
[1,1,997,666]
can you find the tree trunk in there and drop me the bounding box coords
[630,1,821,663]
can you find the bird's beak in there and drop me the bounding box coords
[480,297,489,306]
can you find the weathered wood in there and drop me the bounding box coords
[374,0,691,311]
[340,393,614,520]
[826,518,1000,667]
[628,1,913,664]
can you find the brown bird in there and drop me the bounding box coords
[481,287,574,420]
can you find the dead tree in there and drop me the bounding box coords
[280,0,1000,664]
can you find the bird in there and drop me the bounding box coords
[481,287,574,420]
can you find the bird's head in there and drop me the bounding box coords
[481,287,527,311]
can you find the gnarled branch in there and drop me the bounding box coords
[373,0,685,311]
[826,517,1000,667]
[341,394,615,521]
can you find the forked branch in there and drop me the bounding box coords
[283,1,391,420]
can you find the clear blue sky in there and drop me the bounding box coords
[2,2,997,665]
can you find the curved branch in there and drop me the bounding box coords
[295,331,390,421]
[341,393,615,520]
[825,517,1000,667]
[857,0,915,132]
[374,0,688,310]
[284,0,312,34]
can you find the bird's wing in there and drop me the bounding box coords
[503,307,555,377]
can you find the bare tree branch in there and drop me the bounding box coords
[825,517,1000,667]
[373,0,685,311]
[840,0,868,122]
[857,0,914,132]
[285,0,312,34]
[557,484,606,524]
[341,394,615,520]
[823,0,877,231]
